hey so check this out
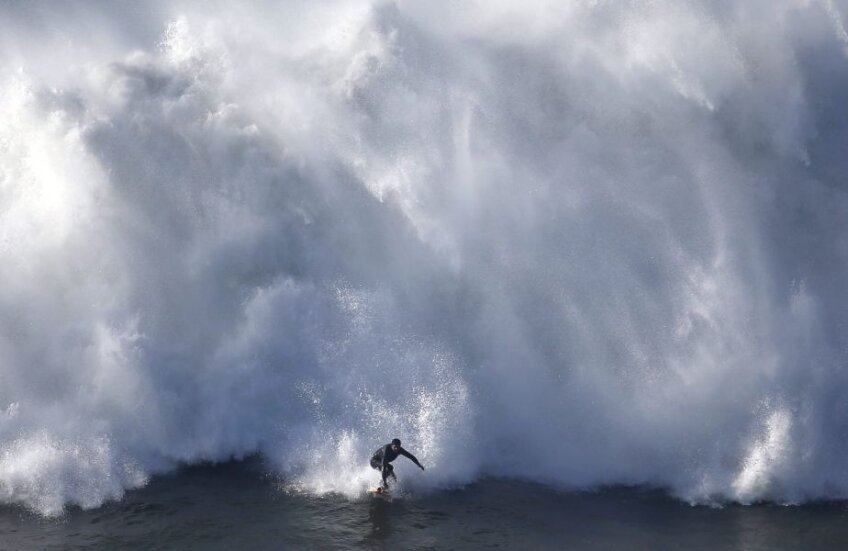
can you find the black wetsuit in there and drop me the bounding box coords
[370,443,423,486]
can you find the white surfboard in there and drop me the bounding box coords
[368,486,391,499]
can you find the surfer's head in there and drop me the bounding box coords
[391,438,401,450]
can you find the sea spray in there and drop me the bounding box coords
[2,0,848,514]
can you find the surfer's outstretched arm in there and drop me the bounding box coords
[400,448,425,470]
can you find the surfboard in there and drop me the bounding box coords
[368,487,391,499]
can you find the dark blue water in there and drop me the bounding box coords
[2,460,848,550]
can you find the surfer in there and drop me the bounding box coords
[370,438,425,489]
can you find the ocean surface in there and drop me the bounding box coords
[3,460,848,550]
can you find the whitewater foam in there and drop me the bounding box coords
[2,0,848,515]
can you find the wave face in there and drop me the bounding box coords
[2,0,848,514]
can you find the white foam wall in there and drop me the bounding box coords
[2,0,848,514]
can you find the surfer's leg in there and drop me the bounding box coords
[381,464,394,488]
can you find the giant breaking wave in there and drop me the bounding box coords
[2,0,848,515]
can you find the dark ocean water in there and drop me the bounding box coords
[2,461,848,550]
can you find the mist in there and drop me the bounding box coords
[2,0,848,515]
